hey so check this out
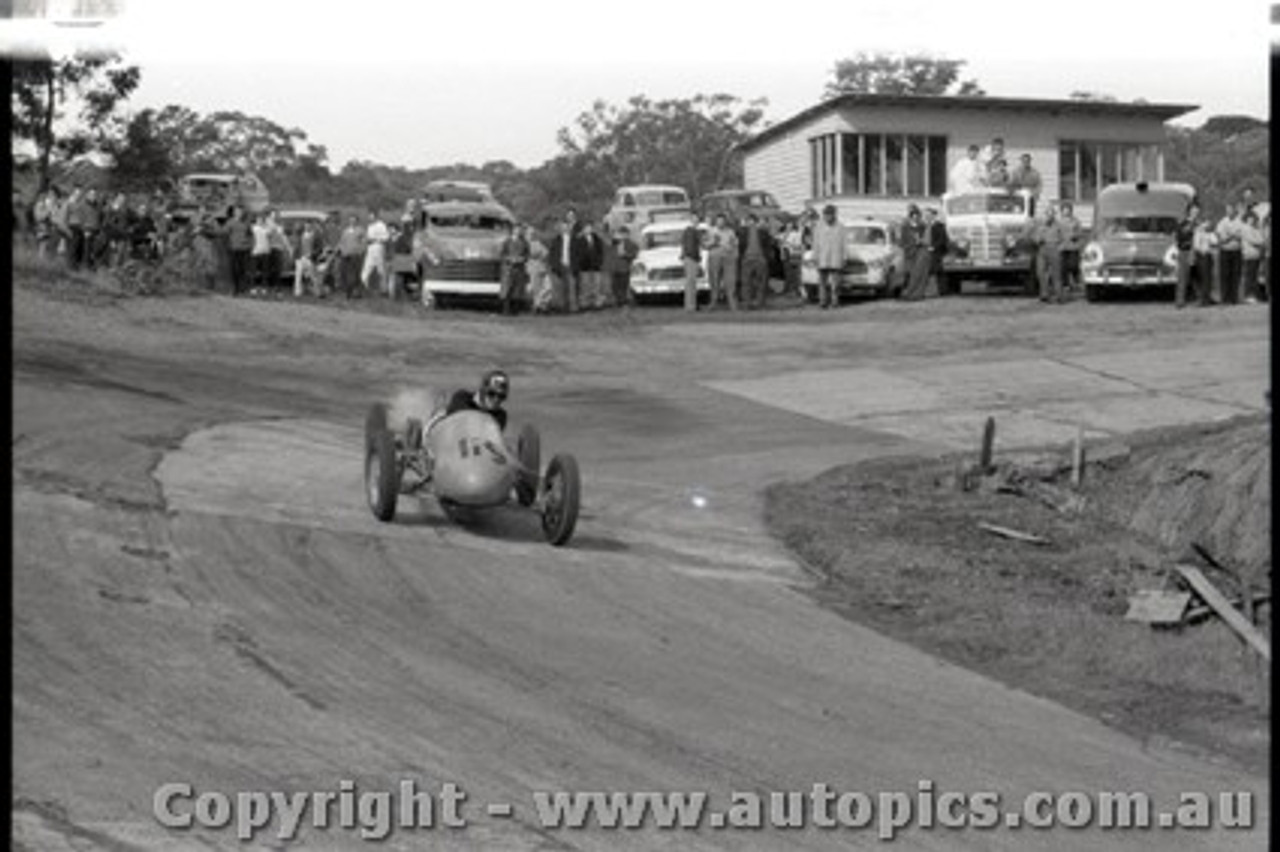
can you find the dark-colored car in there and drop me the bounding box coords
[696,189,785,229]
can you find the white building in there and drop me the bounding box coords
[738,93,1196,224]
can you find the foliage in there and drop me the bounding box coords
[824,53,985,98]
[553,94,769,205]
[1164,123,1269,217]
[11,51,140,191]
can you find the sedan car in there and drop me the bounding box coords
[800,218,905,301]
[628,220,709,300]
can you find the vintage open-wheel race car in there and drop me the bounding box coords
[363,401,580,546]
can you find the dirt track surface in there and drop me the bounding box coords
[13,286,1270,850]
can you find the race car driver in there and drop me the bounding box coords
[444,369,509,431]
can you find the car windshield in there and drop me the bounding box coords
[634,190,688,207]
[847,226,887,245]
[946,194,1027,216]
[428,214,510,230]
[644,230,683,249]
[1098,216,1180,236]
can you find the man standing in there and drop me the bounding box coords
[226,207,253,295]
[737,213,774,310]
[1009,154,1043,204]
[1174,202,1199,309]
[337,215,365,299]
[948,145,985,193]
[706,213,739,311]
[1192,215,1218,306]
[810,205,846,309]
[362,210,390,296]
[79,189,104,270]
[924,207,949,296]
[498,223,530,315]
[1034,205,1065,304]
[293,221,320,298]
[250,212,272,293]
[609,225,638,310]
[1057,202,1084,293]
[680,214,704,312]
[982,137,1010,189]
[547,209,581,313]
[577,220,606,309]
[1215,203,1243,305]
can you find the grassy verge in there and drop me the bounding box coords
[765,416,1270,773]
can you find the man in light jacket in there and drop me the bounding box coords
[811,204,847,309]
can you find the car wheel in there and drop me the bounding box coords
[540,454,580,547]
[514,423,540,507]
[366,427,399,522]
[365,402,390,455]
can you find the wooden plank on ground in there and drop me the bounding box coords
[1174,564,1272,661]
[1125,589,1192,625]
[977,522,1049,546]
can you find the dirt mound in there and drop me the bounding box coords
[1120,419,1269,576]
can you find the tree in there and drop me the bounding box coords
[554,93,768,202]
[824,53,984,98]
[101,108,177,190]
[1164,120,1269,216]
[11,51,140,191]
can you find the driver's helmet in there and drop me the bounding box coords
[478,370,509,410]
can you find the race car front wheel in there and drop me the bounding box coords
[514,423,541,507]
[540,454,580,547]
[366,428,399,522]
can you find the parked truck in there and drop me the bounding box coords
[940,188,1037,295]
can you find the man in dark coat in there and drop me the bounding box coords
[546,209,583,313]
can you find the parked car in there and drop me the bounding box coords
[605,184,691,236]
[799,218,905,301]
[169,172,270,225]
[940,188,1037,294]
[628,219,709,300]
[696,189,785,229]
[1080,181,1196,302]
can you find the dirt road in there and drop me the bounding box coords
[13,286,1269,850]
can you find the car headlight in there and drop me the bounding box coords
[1081,242,1103,268]
[953,237,969,255]
[631,262,645,277]
[865,256,886,270]
[1163,245,1179,268]
[1004,234,1018,249]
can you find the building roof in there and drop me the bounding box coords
[736,93,1199,154]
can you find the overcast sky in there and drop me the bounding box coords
[4,0,1271,171]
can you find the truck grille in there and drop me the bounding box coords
[429,260,501,282]
[959,227,1007,263]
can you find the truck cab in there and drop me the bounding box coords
[412,198,516,307]
[941,188,1036,294]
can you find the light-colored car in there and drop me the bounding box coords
[800,218,905,300]
[605,184,692,236]
[1080,181,1196,302]
[629,220,709,298]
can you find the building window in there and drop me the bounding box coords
[809,133,947,198]
[1060,140,1164,202]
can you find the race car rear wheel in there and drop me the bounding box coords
[366,428,399,522]
[514,424,541,507]
[540,454,580,547]
[365,402,389,454]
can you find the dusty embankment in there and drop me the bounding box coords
[767,415,1271,773]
